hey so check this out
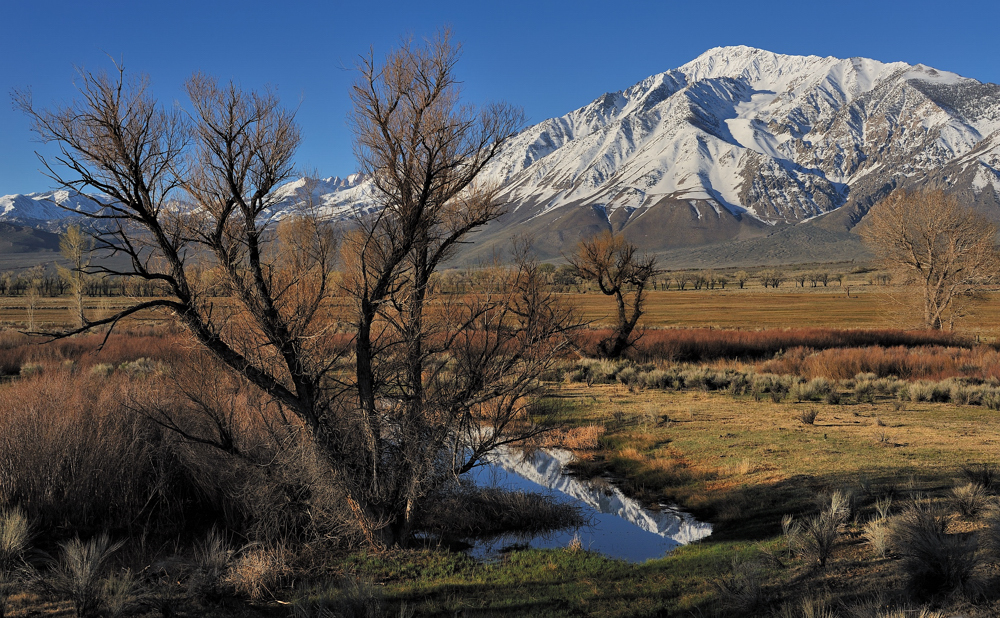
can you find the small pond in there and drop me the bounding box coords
[466,447,712,562]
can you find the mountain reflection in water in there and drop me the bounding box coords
[467,447,712,562]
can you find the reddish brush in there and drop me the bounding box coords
[760,345,1000,381]
[573,327,964,362]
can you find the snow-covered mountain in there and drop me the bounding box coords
[459,45,1000,261]
[0,190,105,231]
[5,46,1000,264]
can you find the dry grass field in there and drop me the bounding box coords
[7,284,1000,336]
[572,287,1000,338]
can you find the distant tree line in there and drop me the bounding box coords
[0,268,170,297]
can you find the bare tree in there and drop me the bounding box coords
[861,189,997,330]
[17,34,571,547]
[57,225,92,327]
[22,266,43,331]
[341,31,575,544]
[759,269,785,289]
[568,230,657,358]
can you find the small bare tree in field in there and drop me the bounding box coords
[568,231,657,358]
[861,189,998,330]
[17,32,572,547]
[57,225,92,328]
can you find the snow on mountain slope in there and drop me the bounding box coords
[5,46,1000,263]
[474,46,1000,229]
[0,190,103,223]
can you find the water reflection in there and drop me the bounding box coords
[467,447,712,562]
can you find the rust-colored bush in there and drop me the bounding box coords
[760,345,1000,382]
[0,357,359,546]
[0,368,189,536]
[573,327,962,363]
[0,327,193,377]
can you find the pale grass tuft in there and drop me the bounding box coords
[949,482,990,518]
[224,543,292,602]
[722,457,756,476]
[863,517,890,559]
[541,424,606,450]
[49,533,125,618]
[0,508,30,562]
[101,568,140,618]
[796,596,837,618]
[874,495,893,520]
[1,507,33,615]
[565,532,583,553]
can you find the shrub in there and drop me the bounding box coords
[801,377,832,401]
[781,513,801,558]
[640,368,678,389]
[949,483,990,518]
[1,358,360,547]
[188,528,234,604]
[874,495,894,520]
[0,507,34,615]
[19,362,43,378]
[864,517,891,559]
[117,357,159,377]
[0,508,31,567]
[568,358,634,385]
[749,373,794,402]
[790,492,850,569]
[801,511,840,567]
[540,424,606,450]
[889,503,983,597]
[799,409,819,425]
[725,372,752,395]
[0,369,189,535]
[48,533,125,618]
[930,381,953,402]
[854,380,876,404]
[876,378,905,397]
[615,366,639,386]
[983,388,1000,410]
[828,490,853,522]
[907,381,937,402]
[225,543,292,602]
[895,383,910,402]
[712,557,764,612]
[960,463,997,489]
[950,383,981,406]
[89,363,114,378]
[101,569,140,618]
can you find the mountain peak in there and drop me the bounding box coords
[4,47,1000,267]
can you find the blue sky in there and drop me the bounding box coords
[3,0,999,193]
